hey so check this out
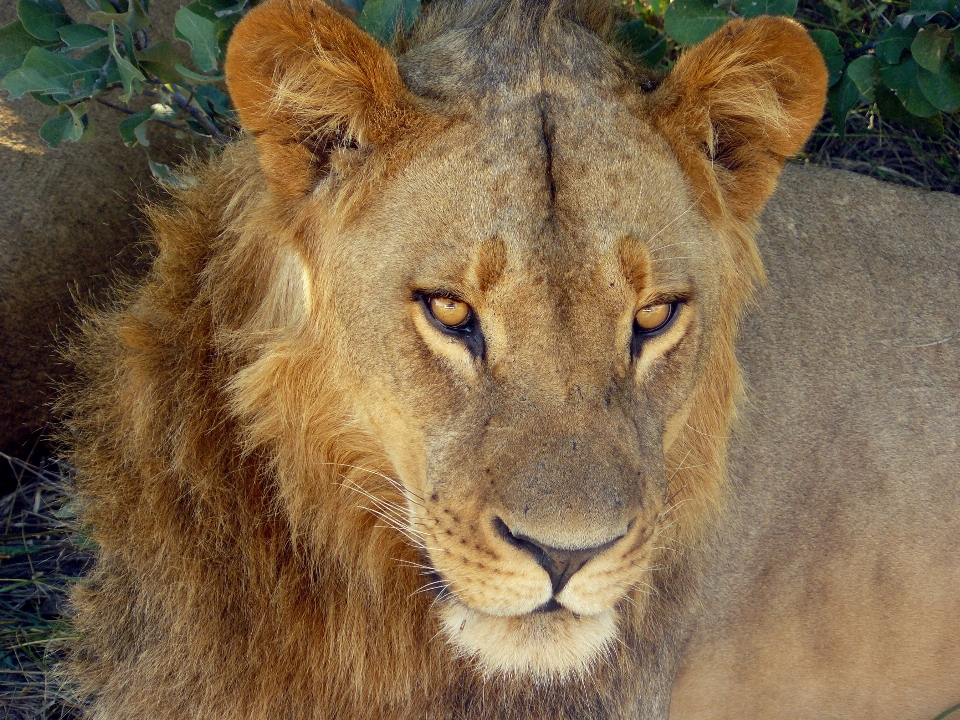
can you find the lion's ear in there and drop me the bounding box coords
[650,17,827,220]
[225,0,409,199]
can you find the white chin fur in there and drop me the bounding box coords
[439,601,618,678]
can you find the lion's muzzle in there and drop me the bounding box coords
[492,515,625,603]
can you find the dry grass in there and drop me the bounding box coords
[806,111,960,194]
[0,453,88,720]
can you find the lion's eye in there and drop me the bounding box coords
[419,293,485,359]
[635,303,671,332]
[429,296,472,328]
[631,301,681,357]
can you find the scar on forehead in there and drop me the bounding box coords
[468,237,508,294]
[616,237,651,296]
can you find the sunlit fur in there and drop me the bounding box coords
[59,1,826,718]
[440,603,619,678]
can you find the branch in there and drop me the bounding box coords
[844,41,877,60]
[94,97,211,141]
[168,86,231,145]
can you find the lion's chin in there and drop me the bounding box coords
[438,601,618,679]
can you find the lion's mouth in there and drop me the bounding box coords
[436,595,620,677]
[418,562,576,616]
[533,597,564,613]
[414,554,622,677]
[413,511,659,624]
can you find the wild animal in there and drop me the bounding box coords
[61,1,958,718]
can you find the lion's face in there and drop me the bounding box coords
[313,96,726,675]
[225,0,826,681]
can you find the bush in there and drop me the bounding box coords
[1,0,958,189]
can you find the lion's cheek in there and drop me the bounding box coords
[662,394,697,454]
[348,379,432,493]
[557,559,649,616]
[425,533,553,616]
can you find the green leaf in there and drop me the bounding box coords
[149,159,199,190]
[930,702,960,720]
[39,102,87,147]
[88,0,150,32]
[846,54,876,100]
[0,20,53,76]
[908,0,959,14]
[911,26,953,74]
[195,0,249,16]
[663,0,728,46]
[118,106,153,146]
[809,30,843,86]
[58,23,107,49]
[917,60,960,111]
[77,44,118,88]
[173,62,223,82]
[194,84,234,119]
[17,0,71,43]
[649,0,670,16]
[828,70,862,137]
[738,0,797,19]
[118,102,176,147]
[880,57,939,116]
[358,0,421,44]
[108,22,144,102]
[174,5,220,73]
[875,23,917,65]
[30,89,60,105]
[39,110,74,146]
[1,45,98,99]
[180,1,219,20]
[614,19,667,66]
[135,40,184,82]
[875,83,944,136]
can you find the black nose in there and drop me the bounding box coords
[493,517,623,594]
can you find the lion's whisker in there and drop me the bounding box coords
[395,559,435,572]
[363,508,426,547]
[650,240,699,253]
[409,579,450,600]
[666,449,693,483]
[646,196,700,245]
[324,462,428,505]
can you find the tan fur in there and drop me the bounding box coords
[60,1,828,718]
[670,164,960,720]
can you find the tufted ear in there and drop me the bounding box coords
[225,0,411,199]
[650,16,828,221]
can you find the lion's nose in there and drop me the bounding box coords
[493,516,623,594]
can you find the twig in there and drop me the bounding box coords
[168,86,231,145]
[94,97,211,141]
[844,40,877,60]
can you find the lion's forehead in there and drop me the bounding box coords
[378,92,713,280]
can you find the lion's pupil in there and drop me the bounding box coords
[636,303,670,331]
[430,297,471,327]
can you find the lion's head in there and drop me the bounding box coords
[65,0,826,715]
[219,0,825,679]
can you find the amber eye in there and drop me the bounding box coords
[429,296,472,328]
[635,303,671,332]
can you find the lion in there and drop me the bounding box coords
[58,0,958,718]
